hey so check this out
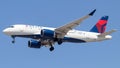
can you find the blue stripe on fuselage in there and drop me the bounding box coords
[63,37,86,43]
[13,34,86,43]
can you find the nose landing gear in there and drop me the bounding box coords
[11,36,15,43]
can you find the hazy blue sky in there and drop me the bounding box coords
[0,0,120,68]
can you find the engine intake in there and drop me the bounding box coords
[28,40,41,48]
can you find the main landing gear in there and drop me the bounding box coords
[48,40,54,51]
[49,46,54,51]
[57,39,63,45]
[48,38,63,52]
[54,38,63,45]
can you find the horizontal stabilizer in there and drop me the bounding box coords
[98,29,116,37]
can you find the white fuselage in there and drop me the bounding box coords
[3,24,112,43]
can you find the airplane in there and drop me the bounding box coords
[3,9,116,51]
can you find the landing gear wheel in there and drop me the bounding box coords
[12,40,15,43]
[49,47,54,51]
[58,39,63,45]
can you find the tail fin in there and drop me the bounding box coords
[90,16,109,33]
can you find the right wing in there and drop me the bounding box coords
[55,9,96,38]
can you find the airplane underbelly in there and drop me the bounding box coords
[63,34,86,43]
[64,33,98,43]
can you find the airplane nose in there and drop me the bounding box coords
[3,28,10,35]
[3,29,7,33]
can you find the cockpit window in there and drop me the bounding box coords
[9,26,14,28]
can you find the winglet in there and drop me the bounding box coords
[89,9,96,16]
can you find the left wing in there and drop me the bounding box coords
[55,9,96,38]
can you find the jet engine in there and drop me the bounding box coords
[28,40,41,48]
[41,29,55,38]
[41,29,63,45]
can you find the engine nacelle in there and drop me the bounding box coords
[28,40,41,48]
[41,29,63,45]
[41,29,55,38]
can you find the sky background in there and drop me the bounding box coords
[0,0,120,68]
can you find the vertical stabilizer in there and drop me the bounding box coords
[90,16,109,33]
